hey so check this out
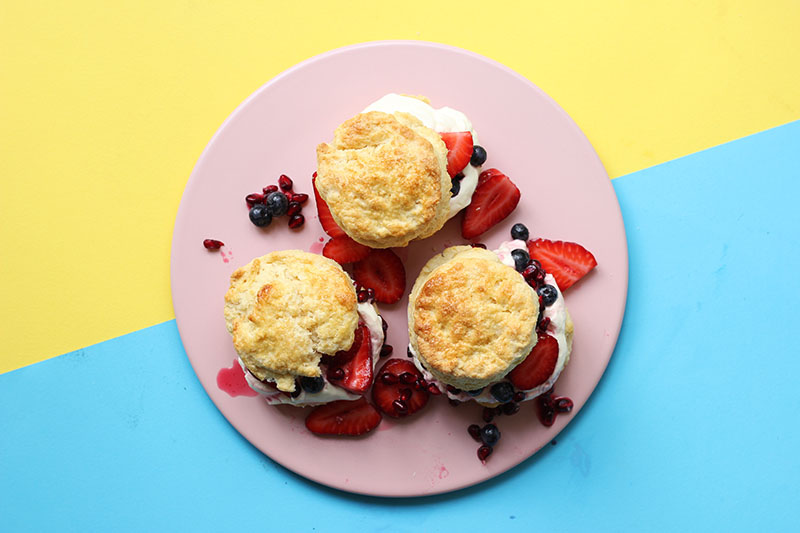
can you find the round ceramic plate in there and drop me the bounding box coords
[171,41,628,497]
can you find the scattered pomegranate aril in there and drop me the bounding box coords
[513,391,526,403]
[278,174,293,191]
[263,185,279,195]
[292,193,309,205]
[477,445,493,463]
[482,407,496,423]
[380,344,393,358]
[287,201,302,217]
[392,399,408,415]
[357,289,369,303]
[366,288,375,301]
[471,243,487,249]
[427,383,442,395]
[537,317,551,334]
[468,424,482,442]
[203,239,224,250]
[246,193,265,207]
[400,372,417,384]
[399,388,412,402]
[288,214,304,229]
[413,379,427,391]
[329,368,344,380]
[380,372,399,385]
[555,397,574,413]
[381,316,388,333]
[502,402,520,416]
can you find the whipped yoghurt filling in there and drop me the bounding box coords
[362,93,482,218]
[241,302,384,406]
[410,240,571,405]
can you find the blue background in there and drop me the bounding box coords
[2,121,799,531]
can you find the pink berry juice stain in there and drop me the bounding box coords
[309,238,324,254]
[217,359,258,397]
[220,250,230,263]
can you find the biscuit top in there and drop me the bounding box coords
[315,111,450,248]
[223,250,358,392]
[409,247,539,391]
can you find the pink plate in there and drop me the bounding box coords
[171,41,628,497]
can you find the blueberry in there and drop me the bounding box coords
[450,175,462,197]
[537,284,558,307]
[300,375,325,394]
[480,424,501,446]
[510,249,530,272]
[470,145,487,166]
[466,387,485,397]
[248,204,272,227]
[265,191,289,217]
[510,223,529,241]
[490,382,515,404]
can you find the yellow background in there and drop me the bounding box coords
[2,1,799,373]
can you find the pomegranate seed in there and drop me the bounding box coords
[357,290,369,303]
[400,372,416,384]
[202,239,224,250]
[502,402,520,416]
[482,407,496,423]
[522,264,540,281]
[477,445,493,463]
[539,407,556,426]
[287,201,302,217]
[380,344,393,357]
[427,383,442,395]
[246,193,265,207]
[468,424,482,442]
[278,174,293,191]
[406,347,413,358]
[263,185,279,195]
[288,214,304,229]
[446,385,461,395]
[366,288,375,301]
[471,243,487,249]
[399,388,412,402]
[292,193,309,205]
[392,399,408,414]
[380,372,399,385]
[537,317,551,334]
[513,391,526,403]
[381,316,388,333]
[555,397,574,413]
[330,368,344,380]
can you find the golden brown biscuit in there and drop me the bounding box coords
[315,110,450,248]
[224,250,358,392]
[408,246,540,391]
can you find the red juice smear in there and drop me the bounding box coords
[217,359,258,397]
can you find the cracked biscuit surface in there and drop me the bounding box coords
[315,110,450,248]
[224,250,358,392]
[408,246,540,391]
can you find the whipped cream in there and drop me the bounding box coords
[410,241,571,404]
[363,94,481,218]
[242,302,384,406]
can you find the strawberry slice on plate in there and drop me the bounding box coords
[372,359,430,418]
[352,249,406,304]
[508,333,559,390]
[322,236,370,264]
[527,238,597,291]
[461,168,520,240]
[305,397,382,436]
[326,323,374,393]
[440,132,473,178]
[312,176,347,238]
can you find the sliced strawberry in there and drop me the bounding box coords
[461,168,520,240]
[372,359,429,418]
[322,236,370,264]
[305,397,382,436]
[312,176,346,238]
[440,132,473,178]
[352,249,406,304]
[477,167,504,188]
[508,333,559,390]
[527,238,597,291]
[326,323,374,393]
